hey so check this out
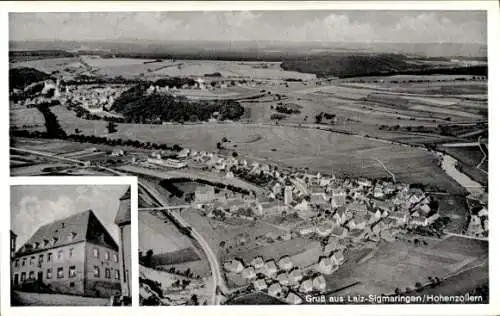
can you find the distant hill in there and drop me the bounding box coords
[9,67,52,89]
[10,40,487,58]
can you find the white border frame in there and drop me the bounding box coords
[3,177,139,311]
[1,1,499,316]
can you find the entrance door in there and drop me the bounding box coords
[13,274,19,287]
[37,271,43,282]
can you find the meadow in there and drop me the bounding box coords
[45,105,465,193]
[326,237,488,296]
[10,108,46,132]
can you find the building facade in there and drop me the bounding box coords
[12,210,122,298]
[114,187,131,297]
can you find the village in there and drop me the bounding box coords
[120,138,487,304]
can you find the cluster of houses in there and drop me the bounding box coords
[60,84,129,112]
[11,80,62,107]
[224,255,327,304]
[467,205,488,238]
[138,147,441,235]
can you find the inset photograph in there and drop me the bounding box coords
[10,183,132,306]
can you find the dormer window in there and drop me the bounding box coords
[43,239,49,247]
[67,232,77,241]
[33,242,40,249]
[52,237,59,245]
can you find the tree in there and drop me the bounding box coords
[144,249,154,267]
[107,121,118,134]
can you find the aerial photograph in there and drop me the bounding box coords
[9,9,488,305]
[10,184,132,306]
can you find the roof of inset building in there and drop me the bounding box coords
[16,209,119,257]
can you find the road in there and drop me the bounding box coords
[12,291,111,306]
[10,147,89,166]
[138,181,225,305]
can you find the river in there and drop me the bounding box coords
[437,152,485,197]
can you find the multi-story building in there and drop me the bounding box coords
[114,187,131,298]
[10,230,17,261]
[11,210,122,298]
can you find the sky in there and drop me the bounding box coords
[10,11,486,44]
[11,185,129,249]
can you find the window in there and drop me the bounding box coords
[93,266,100,277]
[70,282,75,288]
[47,268,52,279]
[14,259,19,268]
[114,270,120,280]
[67,232,77,241]
[113,253,119,263]
[29,271,35,280]
[57,267,64,278]
[124,269,128,283]
[69,266,76,278]
[30,256,35,266]
[43,239,49,247]
[47,253,52,262]
[105,268,111,279]
[69,248,74,258]
[22,258,26,266]
[92,248,99,258]
[105,251,110,261]
[33,242,40,249]
[21,272,26,282]
[39,254,44,264]
[57,250,64,261]
[52,237,58,245]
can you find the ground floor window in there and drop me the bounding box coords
[114,270,120,280]
[69,266,76,278]
[47,268,52,279]
[105,268,111,279]
[57,267,64,278]
[69,282,75,288]
[21,272,26,282]
[28,271,35,280]
[93,266,100,277]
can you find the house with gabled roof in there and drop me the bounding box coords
[286,291,303,304]
[299,279,314,293]
[242,266,257,280]
[253,278,268,291]
[11,210,122,298]
[224,259,244,273]
[263,260,278,278]
[278,256,294,272]
[268,282,282,297]
[317,257,335,275]
[313,275,326,291]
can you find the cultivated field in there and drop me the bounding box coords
[139,211,195,254]
[45,106,465,193]
[10,108,46,132]
[327,237,488,296]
